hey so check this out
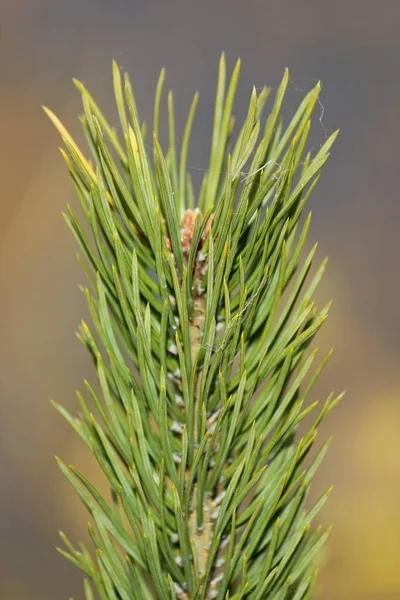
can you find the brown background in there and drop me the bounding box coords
[1,1,400,599]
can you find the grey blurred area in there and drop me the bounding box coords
[1,1,400,598]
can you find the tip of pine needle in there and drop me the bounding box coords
[331,128,340,141]
[42,105,57,123]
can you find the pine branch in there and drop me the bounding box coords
[47,54,341,600]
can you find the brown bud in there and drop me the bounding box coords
[181,208,201,259]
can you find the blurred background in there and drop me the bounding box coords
[1,1,400,598]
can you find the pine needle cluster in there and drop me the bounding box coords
[46,54,341,600]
